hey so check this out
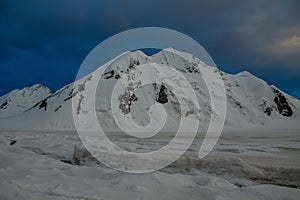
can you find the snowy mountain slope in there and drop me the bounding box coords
[0,84,51,118]
[222,71,299,127]
[0,48,299,131]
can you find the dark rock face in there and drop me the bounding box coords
[129,58,140,69]
[119,90,138,115]
[0,101,8,109]
[103,59,140,81]
[77,95,85,115]
[105,58,141,115]
[185,62,200,73]
[272,87,293,117]
[103,70,115,79]
[39,98,48,111]
[54,105,62,112]
[157,85,168,104]
[264,107,273,116]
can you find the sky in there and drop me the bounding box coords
[0,0,299,98]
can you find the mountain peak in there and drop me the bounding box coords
[0,49,299,131]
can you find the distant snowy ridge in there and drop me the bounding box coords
[0,84,51,118]
[0,48,299,131]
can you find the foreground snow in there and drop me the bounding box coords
[0,131,299,199]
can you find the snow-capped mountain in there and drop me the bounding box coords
[0,84,51,118]
[0,48,299,131]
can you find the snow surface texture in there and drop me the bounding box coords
[0,48,299,131]
[0,131,300,199]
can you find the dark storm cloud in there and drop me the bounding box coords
[0,0,299,97]
[0,0,133,94]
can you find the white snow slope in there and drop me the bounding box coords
[0,84,51,118]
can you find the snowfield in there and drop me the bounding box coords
[0,130,300,200]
